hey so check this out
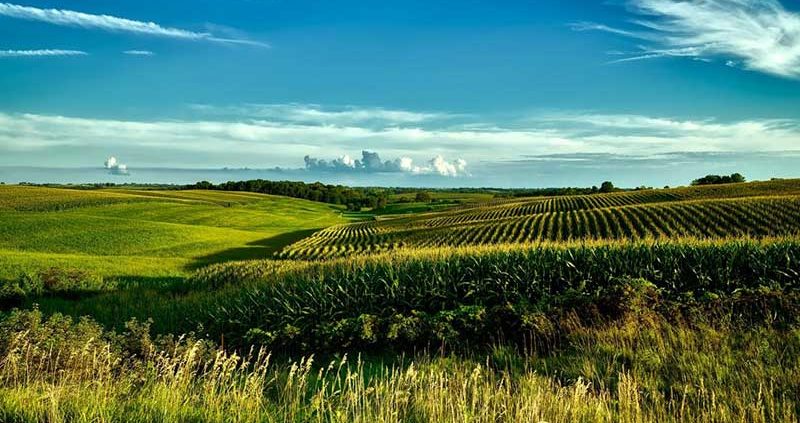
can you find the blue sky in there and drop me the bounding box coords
[1,0,800,187]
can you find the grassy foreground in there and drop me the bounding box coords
[1,239,798,421]
[0,309,797,422]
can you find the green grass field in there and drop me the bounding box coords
[0,186,349,279]
[342,191,496,217]
[2,180,800,422]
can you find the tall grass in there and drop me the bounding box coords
[0,308,797,422]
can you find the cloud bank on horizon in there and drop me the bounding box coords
[304,150,469,177]
[574,0,800,78]
[0,104,799,174]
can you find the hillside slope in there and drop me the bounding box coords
[0,187,349,278]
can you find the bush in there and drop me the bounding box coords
[415,191,433,203]
[0,308,215,381]
[0,268,113,307]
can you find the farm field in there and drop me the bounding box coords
[1,180,800,422]
[0,186,349,279]
[280,179,800,259]
[375,191,498,215]
[4,237,800,422]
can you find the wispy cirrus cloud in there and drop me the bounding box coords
[123,50,154,56]
[0,3,268,47]
[189,103,452,126]
[574,0,800,79]
[0,49,87,57]
[569,21,659,42]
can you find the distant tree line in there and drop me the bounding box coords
[189,180,388,211]
[501,181,620,197]
[691,173,746,186]
[189,180,633,210]
[15,182,179,190]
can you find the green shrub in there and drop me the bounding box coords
[0,268,112,307]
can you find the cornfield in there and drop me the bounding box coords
[211,238,800,351]
[280,190,800,260]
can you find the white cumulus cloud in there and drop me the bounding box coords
[104,156,129,175]
[304,151,469,177]
[429,156,469,177]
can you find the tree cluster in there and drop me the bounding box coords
[691,173,746,186]
[189,180,388,211]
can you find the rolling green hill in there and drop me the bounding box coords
[0,186,349,279]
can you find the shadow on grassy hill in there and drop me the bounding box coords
[187,228,320,270]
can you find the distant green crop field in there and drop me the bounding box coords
[388,191,496,203]
[0,186,349,279]
[279,180,800,259]
[365,201,462,216]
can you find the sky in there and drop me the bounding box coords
[1,0,800,187]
